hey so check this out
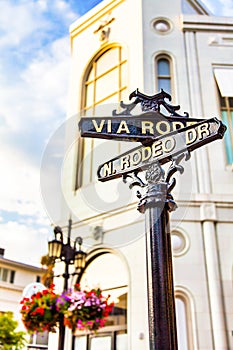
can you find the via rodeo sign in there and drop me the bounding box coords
[79,89,226,181]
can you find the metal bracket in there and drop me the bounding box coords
[123,171,147,189]
[166,151,191,193]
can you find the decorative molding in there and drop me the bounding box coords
[92,225,104,241]
[182,15,233,33]
[94,16,115,43]
[209,35,233,47]
[70,0,125,38]
[152,17,173,35]
[171,229,190,257]
[200,203,217,221]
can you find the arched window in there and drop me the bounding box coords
[83,46,127,110]
[175,291,195,350]
[155,55,172,95]
[76,45,127,189]
[176,297,189,349]
[74,252,128,350]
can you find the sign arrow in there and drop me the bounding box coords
[97,118,226,182]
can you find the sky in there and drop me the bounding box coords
[0,0,232,266]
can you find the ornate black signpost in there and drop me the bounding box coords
[79,90,226,350]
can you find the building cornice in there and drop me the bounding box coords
[0,257,43,272]
[65,193,233,232]
[182,14,233,33]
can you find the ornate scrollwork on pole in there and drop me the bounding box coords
[145,162,165,184]
[113,88,189,117]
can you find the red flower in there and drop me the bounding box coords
[35,307,44,315]
[20,286,60,334]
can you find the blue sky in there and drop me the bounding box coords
[0,0,232,266]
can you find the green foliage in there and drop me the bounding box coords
[0,312,26,350]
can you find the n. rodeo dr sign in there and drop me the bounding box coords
[97,118,226,181]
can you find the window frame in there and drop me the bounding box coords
[0,267,15,284]
[155,54,173,96]
[218,94,233,165]
[73,251,128,350]
[82,47,127,112]
[175,290,196,350]
[75,44,127,189]
[28,331,49,350]
[73,326,127,350]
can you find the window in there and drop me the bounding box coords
[175,292,195,350]
[83,46,127,111]
[155,55,172,95]
[175,297,189,349]
[0,268,15,283]
[76,45,127,188]
[36,275,41,282]
[214,67,233,164]
[74,252,128,350]
[10,270,15,284]
[28,331,48,349]
[2,268,8,282]
[219,94,233,164]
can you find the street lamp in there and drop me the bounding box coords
[48,219,86,350]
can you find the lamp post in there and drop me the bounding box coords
[48,219,86,350]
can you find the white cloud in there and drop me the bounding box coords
[52,0,78,21]
[0,36,70,133]
[0,33,70,223]
[0,0,78,263]
[202,0,233,16]
[219,0,233,16]
[0,142,47,221]
[21,37,70,128]
[0,2,47,48]
[201,0,216,14]
[0,0,78,50]
[0,221,48,266]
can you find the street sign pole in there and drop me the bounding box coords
[137,163,178,350]
[79,89,226,350]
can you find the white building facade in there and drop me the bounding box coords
[0,248,46,349]
[60,0,233,349]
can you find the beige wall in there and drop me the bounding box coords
[0,259,43,333]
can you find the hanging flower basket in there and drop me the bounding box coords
[20,285,59,334]
[56,285,114,333]
[20,284,113,334]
